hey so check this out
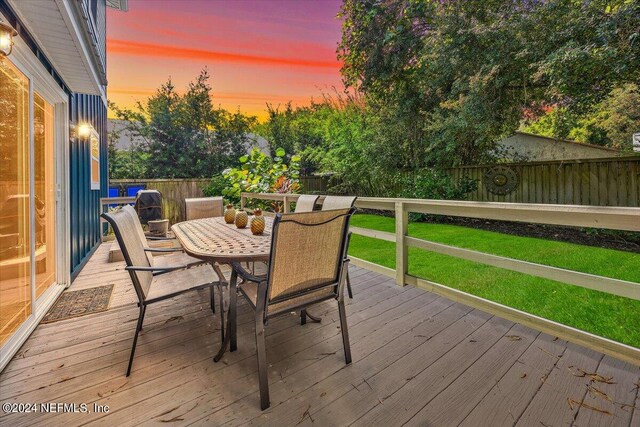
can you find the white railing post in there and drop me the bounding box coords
[395,202,408,286]
[283,195,290,213]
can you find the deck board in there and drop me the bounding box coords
[459,334,568,426]
[0,243,638,426]
[404,324,540,426]
[514,342,604,426]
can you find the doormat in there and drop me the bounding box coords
[41,285,114,324]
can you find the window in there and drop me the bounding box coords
[90,130,100,190]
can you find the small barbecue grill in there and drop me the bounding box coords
[134,190,162,225]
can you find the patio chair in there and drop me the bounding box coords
[294,194,319,213]
[121,204,205,270]
[102,207,223,377]
[185,197,224,220]
[231,208,356,410]
[322,196,357,298]
[321,195,357,211]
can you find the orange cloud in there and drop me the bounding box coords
[107,39,341,69]
[108,88,156,96]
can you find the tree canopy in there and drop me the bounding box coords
[523,83,640,149]
[338,0,640,165]
[110,70,257,179]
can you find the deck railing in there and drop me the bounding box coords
[99,196,136,241]
[241,192,640,365]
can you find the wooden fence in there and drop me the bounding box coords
[242,192,640,365]
[447,156,640,206]
[110,179,210,224]
[299,175,331,193]
[110,176,331,223]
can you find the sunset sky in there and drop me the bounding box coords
[107,0,344,121]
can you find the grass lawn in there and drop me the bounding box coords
[348,214,640,348]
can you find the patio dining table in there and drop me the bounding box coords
[171,216,274,361]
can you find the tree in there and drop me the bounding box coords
[110,69,257,178]
[338,0,640,166]
[258,101,329,175]
[522,83,640,150]
[107,124,148,179]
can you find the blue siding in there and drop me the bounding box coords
[69,94,108,277]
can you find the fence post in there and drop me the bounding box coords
[395,202,408,286]
[240,194,245,210]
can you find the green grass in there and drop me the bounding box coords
[348,214,640,348]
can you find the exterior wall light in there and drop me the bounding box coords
[0,21,17,57]
[70,122,95,140]
[76,122,94,139]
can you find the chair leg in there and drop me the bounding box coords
[126,304,146,376]
[346,270,353,299]
[255,312,270,410]
[301,309,321,324]
[337,299,352,364]
[210,285,216,314]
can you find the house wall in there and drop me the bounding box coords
[1,0,109,277]
[83,0,107,74]
[497,133,620,162]
[71,0,108,277]
[69,94,108,278]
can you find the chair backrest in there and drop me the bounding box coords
[263,208,355,315]
[185,197,224,220]
[321,196,357,211]
[294,195,319,213]
[101,208,152,303]
[122,204,154,265]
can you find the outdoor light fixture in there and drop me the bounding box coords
[0,20,17,57]
[77,123,93,139]
[71,122,95,139]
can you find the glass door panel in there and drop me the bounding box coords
[0,59,32,346]
[34,93,56,298]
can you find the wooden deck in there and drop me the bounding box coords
[1,243,638,426]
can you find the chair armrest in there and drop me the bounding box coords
[146,236,177,241]
[125,265,186,276]
[230,262,267,283]
[144,247,183,253]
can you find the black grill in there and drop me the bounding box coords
[134,190,162,224]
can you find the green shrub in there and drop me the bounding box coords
[215,147,301,211]
[202,175,228,199]
[404,169,477,200]
[402,170,478,221]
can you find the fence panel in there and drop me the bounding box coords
[299,175,330,193]
[110,179,210,224]
[111,176,330,223]
[446,156,640,206]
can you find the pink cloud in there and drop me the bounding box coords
[108,39,341,69]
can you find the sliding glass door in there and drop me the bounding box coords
[34,93,56,299]
[0,58,59,347]
[0,59,32,346]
